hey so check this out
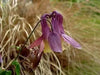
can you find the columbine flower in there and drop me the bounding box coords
[29,11,81,54]
[26,11,81,69]
[29,14,62,53]
[50,11,81,49]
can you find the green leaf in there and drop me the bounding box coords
[12,60,20,75]
[0,68,12,75]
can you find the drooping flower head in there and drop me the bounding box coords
[27,11,81,69]
[29,11,81,54]
[29,13,62,53]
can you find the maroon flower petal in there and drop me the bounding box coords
[28,49,43,69]
[62,34,81,49]
[20,45,30,57]
[29,36,43,49]
[28,39,44,69]
[48,32,62,52]
[38,40,44,56]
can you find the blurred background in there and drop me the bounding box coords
[0,0,100,75]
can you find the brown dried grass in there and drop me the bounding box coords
[0,0,100,75]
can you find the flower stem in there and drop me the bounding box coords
[23,20,41,46]
[11,20,41,66]
[5,18,53,69]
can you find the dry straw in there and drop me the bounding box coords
[0,0,100,75]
